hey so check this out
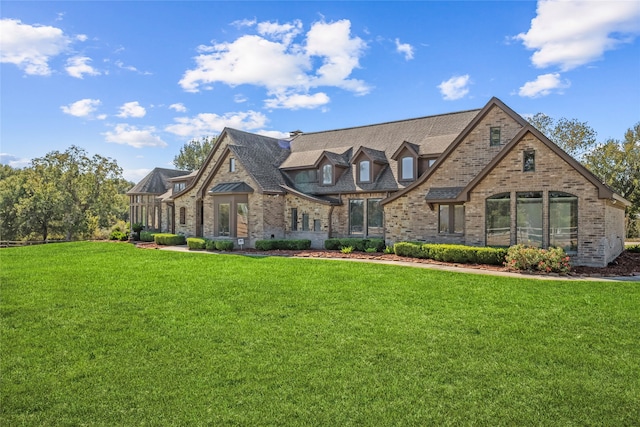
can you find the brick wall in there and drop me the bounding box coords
[385,105,524,243]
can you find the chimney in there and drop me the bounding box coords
[289,130,303,137]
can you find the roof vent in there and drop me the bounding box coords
[289,130,303,137]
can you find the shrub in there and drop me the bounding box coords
[504,244,571,273]
[139,231,156,242]
[187,237,206,250]
[205,239,216,251]
[627,244,640,253]
[109,230,129,241]
[215,240,234,251]
[383,245,395,254]
[341,246,354,254]
[255,239,311,250]
[365,247,377,253]
[324,238,385,252]
[131,222,144,233]
[154,233,186,246]
[393,242,507,266]
[324,239,341,250]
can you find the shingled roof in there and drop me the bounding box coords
[126,167,190,195]
[285,108,480,168]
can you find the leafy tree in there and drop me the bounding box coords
[0,146,128,241]
[584,123,640,237]
[527,113,597,160]
[172,136,217,171]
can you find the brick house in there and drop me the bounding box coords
[129,97,629,266]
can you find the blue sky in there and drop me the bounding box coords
[2,1,639,182]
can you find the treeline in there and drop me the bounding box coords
[0,146,131,242]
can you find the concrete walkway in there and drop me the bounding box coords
[156,245,640,282]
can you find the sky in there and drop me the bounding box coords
[1,1,639,183]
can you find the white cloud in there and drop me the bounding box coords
[61,98,102,117]
[516,0,640,71]
[265,92,330,109]
[231,18,257,29]
[395,38,414,60]
[518,73,571,98]
[169,103,187,112]
[75,34,88,42]
[179,19,369,109]
[165,110,269,138]
[0,153,30,168]
[103,124,167,148]
[123,168,152,182]
[256,129,291,139]
[438,74,471,100]
[117,101,146,118]
[65,56,100,78]
[0,18,71,75]
[234,94,248,103]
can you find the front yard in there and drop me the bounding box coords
[1,242,639,425]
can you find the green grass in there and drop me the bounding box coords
[1,242,639,426]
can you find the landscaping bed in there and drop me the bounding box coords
[135,242,640,277]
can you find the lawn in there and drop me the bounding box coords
[1,242,639,426]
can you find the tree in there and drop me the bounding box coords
[584,123,640,237]
[172,136,217,171]
[0,146,128,241]
[527,113,597,160]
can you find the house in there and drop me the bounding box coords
[129,97,630,267]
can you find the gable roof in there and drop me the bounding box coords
[126,167,190,195]
[382,97,528,205]
[456,125,631,205]
[186,127,291,199]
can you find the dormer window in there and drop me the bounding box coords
[322,164,333,185]
[359,160,371,183]
[173,182,186,192]
[400,156,415,181]
[230,158,236,172]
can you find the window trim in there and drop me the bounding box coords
[400,155,415,181]
[321,164,333,185]
[179,207,186,225]
[302,213,310,231]
[438,203,465,235]
[523,150,535,172]
[490,127,501,146]
[229,158,236,172]
[291,208,298,231]
[358,160,371,183]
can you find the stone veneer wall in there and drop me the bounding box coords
[385,105,523,243]
[603,200,626,265]
[284,194,332,248]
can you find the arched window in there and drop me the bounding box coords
[549,192,578,254]
[359,160,371,183]
[401,156,414,180]
[322,164,333,185]
[486,193,510,246]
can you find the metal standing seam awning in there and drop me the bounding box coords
[208,182,254,195]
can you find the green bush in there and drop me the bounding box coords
[365,247,377,253]
[341,246,354,254]
[383,245,395,254]
[205,239,216,251]
[504,244,571,273]
[393,242,508,266]
[214,240,234,251]
[154,233,186,246]
[139,231,156,242]
[627,244,640,253]
[109,230,129,241]
[255,239,311,251]
[324,238,385,252]
[187,237,206,250]
[324,239,341,250]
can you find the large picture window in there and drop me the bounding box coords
[549,192,577,254]
[516,192,543,247]
[486,193,511,246]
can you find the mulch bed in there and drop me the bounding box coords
[135,242,640,278]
